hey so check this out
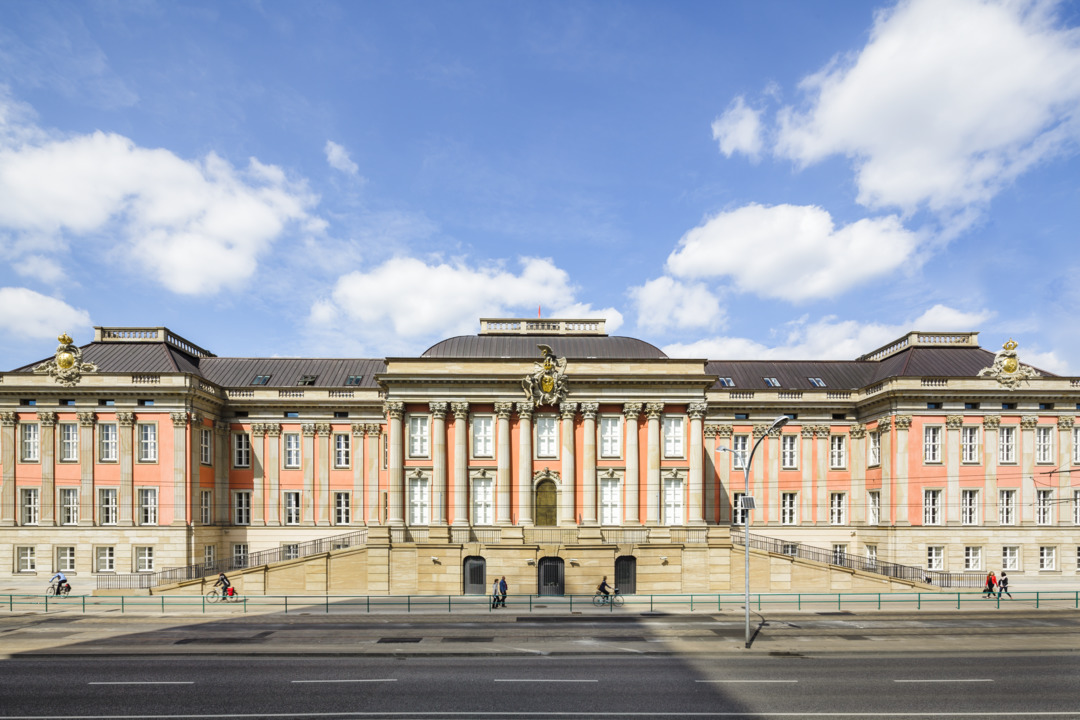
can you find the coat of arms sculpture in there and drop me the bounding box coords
[522,344,568,406]
[977,339,1040,390]
[34,333,97,387]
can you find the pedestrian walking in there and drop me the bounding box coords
[997,572,1012,599]
[983,570,997,598]
[498,576,508,608]
[491,578,500,609]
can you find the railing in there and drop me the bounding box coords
[391,527,429,543]
[278,390,304,398]
[97,529,369,590]
[131,375,160,384]
[731,529,983,588]
[479,318,607,335]
[523,528,579,544]
[600,528,649,544]
[669,528,707,544]
[450,527,504,544]
[921,378,948,387]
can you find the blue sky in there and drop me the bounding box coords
[1,0,1079,372]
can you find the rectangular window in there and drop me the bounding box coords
[600,476,621,525]
[830,436,846,469]
[1040,546,1056,570]
[731,435,749,469]
[866,545,878,566]
[334,433,351,468]
[717,377,735,387]
[869,431,880,466]
[99,488,118,525]
[204,545,216,569]
[926,546,944,571]
[283,433,301,469]
[923,489,941,525]
[335,492,351,525]
[1037,489,1053,525]
[781,434,798,469]
[999,426,1016,463]
[808,377,826,387]
[234,491,251,525]
[20,423,39,462]
[200,428,212,465]
[283,544,300,561]
[781,493,797,525]
[1002,546,1019,571]
[135,546,154,573]
[96,546,116,573]
[832,544,847,565]
[200,490,212,525]
[1074,427,1080,465]
[923,426,941,463]
[232,544,248,568]
[17,547,36,573]
[829,492,847,525]
[408,415,430,458]
[55,546,75,573]
[1075,490,1080,525]
[60,488,79,525]
[600,416,621,458]
[663,416,685,458]
[782,543,798,556]
[763,377,781,388]
[138,488,158,525]
[20,488,39,525]
[869,491,880,525]
[59,423,78,462]
[284,491,300,525]
[962,489,978,525]
[535,416,558,458]
[999,489,1016,525]
[961,426,980,463]
[472,416,493,458]
[663,477,684,525]
[234,433,251,468]
[1036,427,1054,463]
[472,476,493,525]
[345,374,363,386]
[137,423,157,462]
[99,423,118,462]
[964,546,982,571]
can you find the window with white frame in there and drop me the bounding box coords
[99,488,117,525]
[833,544,847,565]
[600,475,621,525]
[17,546,36,573]
[600,416,621,458]
[869,491,881,525]
[731,434,749,469]
[59,423,78,462]
[233,491,251,526]
[334,433,350,468]
[95,546,115,572]
[663,477,684,525]
[999,489,1016,525]
[866,545,878,565]
[830,435,846,469]
[1074,427,1080,465]
[1040,546,1056,570]
[999,426,1016,463]
[60,488,79,525]
[536,416,558,458]
[1002,546,1019,571]
[663,416,685,458]
[232,544,248,568]
[781,434,798,469]
[284,491,301,525]
[138,488,158,525]
[283,544,300,560]
[335,492,351,525]
[200,428,212,465]
[923,489,941,525]
[964,546,982,571]
[926,546,944,571]
[472,416,494,458]
[283,433,301,469]
[200,490,212,525]
[1075,490,1080,525]
[923,426,941,463]
[869,431,880,466]
[234,432,251,468]
[408,415,430,458]
[732,492,748,526]
[20,423,39,462]
[781,493,797,525]
[99,423,118,462]
[409,475,430,525]
[829,492,847,525]
[472,476,493,525]
[57,546,76,572]
[1036,426,1054,463]
[137,423,157,462]
[782,543,798,556]
[135,546,154,572]
[961,426,980,463]
[204,545,215,569]
[962,489,978,525]
[20,488,39,525]
[1037,489,1053,525]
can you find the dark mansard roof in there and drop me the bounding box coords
[420,335,669,360]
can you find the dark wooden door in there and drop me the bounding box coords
[537,557,564,596]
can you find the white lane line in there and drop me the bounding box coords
[696,680,798,683]
[291,679,397,684]
[894,679,994,683]
[494,679,599,683]
[88,682,194,686]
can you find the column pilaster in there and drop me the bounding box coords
[214,420,230,525]
[1020,415,1038,524]
[38,412,57,527]
[171,412,190,526]
[580,402,598,526]
[365,424,381,524]
[495,401,513,525]
[77,412,96,526]
[430,403,448,525]
[516,402,534,525]
[1,412,17,526]
[317,423,331,526]
[351,423,366,525]
[560,402,578,526]
[894,416,912,526]
[250,423,267,527]
[301,423,317,524]
[645,402,663,525]
[982,415,1000,527]
[714,424,733,523]
[451,403,469,526]
[623,404,642,525]
[385,402,405,525]
[850,424,866,524]
[945,415,963,524]
[266,424,281,526]
[688,402,706,526]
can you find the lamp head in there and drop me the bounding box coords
[769,415,790,431]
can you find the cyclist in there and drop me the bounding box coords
[214,572,232,599]
[49,570,70,595]
[597,576,611,598]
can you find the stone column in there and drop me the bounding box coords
[560,402,578,526]
[715,425,733,523]
[317,424,331,526]
[117,413,135,526]
[301,423,317,524]
[580,402,599,525]
[814,425,829,526]
[1,412,16,526]
[644,402,663,525]
[877,417,893,526]
[1057,416,1073,527]
[430,403,448,525]
[894,416,912,526]
[850,424,866,524]
[516,402,534,525]
[38,412,56,527]
[250,423,267,527]
[451,403,469,526]
[365,424,381,524]
[214,420,230,525]
[1020,415,1037,524]
[351,423,366,524]
[77,412,96,526]
[688,402,707,526]
[703,424,718,524]
[188,413,202,526]
[495,401,514,525]
[753,423,771,526]
[801,425,815,524]
[171,412,190,526]
[623,403,642,525]
[983,416,999,527]
[385,402,405,525]
[265,424,281,526]
[945,415,963,524]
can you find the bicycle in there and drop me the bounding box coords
[47,581,71,597]
[592,588,623,607]
[205,589,242,603]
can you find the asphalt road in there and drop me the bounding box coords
[2,654,1080,718]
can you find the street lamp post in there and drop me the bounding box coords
[718,414,789,648]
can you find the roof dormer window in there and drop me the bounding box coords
[717,377,735,387]
[808,377,826,388]
[297,375,317,386]
[345,375,363,386]
[251,375,271,385]
[763,377,781,388]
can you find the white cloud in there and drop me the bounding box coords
[773,0,1080,213]
[324,140,360,175]
[0,287,91,340]
[12,254,64,283]
[630,276,724,332]
[711,96,764,159]
[665,203,924,301]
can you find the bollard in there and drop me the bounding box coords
[202,595,206,614]
[285,596,288,614]
[162,596,165,613]
[82,595,86,613]
[326,595,329,614]
[121,596,124,614]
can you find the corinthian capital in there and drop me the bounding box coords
[579,402,599,420]
[623,402,642,420]
[644,402,664,419]
[894,415,912,430]
[451,402,469,420]
[171,412,189,427]
[687,402,708,420]
[983,415,1001,429]
[384,401,404,420]
[560,402,578,420]
[1058,416,1075,429]
[37,411,57,426]
[301,423,317,437]
[429,401,448,419]
[494,401,515,419]
[77,411,97,427]
[1020,415,1038,430]
[0,411,16,427]
[946,415,964,430]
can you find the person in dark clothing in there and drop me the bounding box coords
[997,572,1012,599]
[497,576,508,608]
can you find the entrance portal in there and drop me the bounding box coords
[535,480,557,526]
[537,557,564,596]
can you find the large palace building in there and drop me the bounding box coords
[1,319,1077,595]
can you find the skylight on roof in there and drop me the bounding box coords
[717,377,735,387]
[763,377,781,388]
[251,375,271,385]
[297,375,317,386]
[345,375,363,386]
[808,377,826,388]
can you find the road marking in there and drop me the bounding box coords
[291,679,397,684]
[494,678,599,683]
[696,680,798,683]
[87,682,194,686]
[894,679,994,683]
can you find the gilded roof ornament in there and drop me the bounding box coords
[522,343,569,406]
[977,338,1039,390]
[34,332,97,387]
